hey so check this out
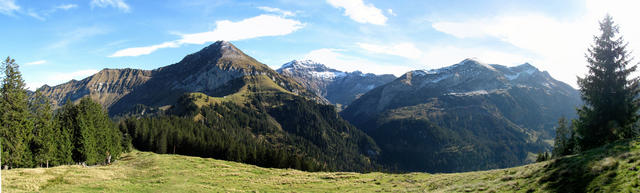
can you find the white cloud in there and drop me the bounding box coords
[387,9,396,16]
[0,0,20,16]
[357,42,422,59]
[303,48,412,76]
[56,4,78,11]
[91,0,130,12]
[430,0,640,87]
[111,41,179,57]
[258,6,295,17]
[111,14,304,57]
[19,4,78,21]
[326,0,387,25]
[26,9,44,20]
[25,60,46,65]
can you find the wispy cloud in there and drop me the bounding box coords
[0,0,20,16]
[326,0,387,25]
[26,9,44,20]
[25,60,46,66]
[357,42,422,59]
[21,4,78,21]
[91,0,130,12]
[56,4,78,11]
[110,14,305,57]
[48,26,109,49]
[258,6,295,17]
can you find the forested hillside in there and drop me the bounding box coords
[122,75,381,172]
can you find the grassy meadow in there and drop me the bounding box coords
[3,139,640,192]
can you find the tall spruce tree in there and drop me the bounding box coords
[64,97,122,165]
[576,15,640,150]
[0,57,34,168]
[30,91,57,167]
[552,117,574,157]
[54,99,76,165]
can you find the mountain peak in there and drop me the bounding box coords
[455,58,497,71]
[280,60,329,70]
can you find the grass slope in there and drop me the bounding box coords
[3,139,640,192]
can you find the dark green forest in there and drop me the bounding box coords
[1,57,124,168]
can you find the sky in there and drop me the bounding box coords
[1,0,640,90]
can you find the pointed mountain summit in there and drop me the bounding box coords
[341,59,581,172]
[41,41,317,115]
[277,60,396,109]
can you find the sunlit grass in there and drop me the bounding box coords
[3,139,640,192]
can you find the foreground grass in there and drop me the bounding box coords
[3,140,640,192]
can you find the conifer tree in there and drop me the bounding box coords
[552,117,575,157]
[0,57,34,168]
[71,97,122,165]
[30,91,56,167]
[575,15,640,150]
[54,99,76,165]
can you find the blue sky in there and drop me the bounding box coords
[1,0,639,90]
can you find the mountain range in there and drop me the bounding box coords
[37,42,581,173]
[276,60,396,109]
[341,58,581,172]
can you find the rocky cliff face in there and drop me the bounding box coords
[277,60,395,109]
[341,58,581,172]
[39,68,152,108]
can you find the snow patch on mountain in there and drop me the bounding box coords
[448,90,489,96]
[311,71,346,79]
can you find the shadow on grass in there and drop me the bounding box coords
[534,140,636,193]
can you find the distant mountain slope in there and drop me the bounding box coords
[39,41,379,172]
[277,60,395,109]
[341,58,581,172]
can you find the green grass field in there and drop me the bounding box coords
[3,139,640,192]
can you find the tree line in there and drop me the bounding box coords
[0,57,125,168]
[550,15,640,159]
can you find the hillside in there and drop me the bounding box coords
[3,139,639,192]
[341,59,581,172]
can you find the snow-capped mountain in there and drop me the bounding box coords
[341,58,581,172]
[277,60,396,109]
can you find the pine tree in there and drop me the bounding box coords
[72,97,122,165]
[0,57,34,168]
[54,99,76,165]
[30,91,56,167]
[552,117,575,157]
[575,15,640,150]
